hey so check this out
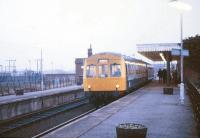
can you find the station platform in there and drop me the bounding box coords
[0,85,83,120]
[0,85,82,105]
[43,81,198,138]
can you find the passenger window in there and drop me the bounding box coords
[110,64,121,77]
[86,65,96,78]
[98,65,108,78]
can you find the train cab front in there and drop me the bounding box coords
[83,56,126,104]
[84,78,126,105]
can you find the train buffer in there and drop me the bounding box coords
[42,81,199,138]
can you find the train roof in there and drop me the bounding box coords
[94,52,150,65]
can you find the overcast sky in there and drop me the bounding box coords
[0,0,199,72]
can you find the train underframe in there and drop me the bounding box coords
[85,78,152,107]
[85,90,125,107]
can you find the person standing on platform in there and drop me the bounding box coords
[172,70,178,85]
[158,69,162,83]
[162,69,167,84]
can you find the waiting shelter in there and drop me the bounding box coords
[137,43,180,86]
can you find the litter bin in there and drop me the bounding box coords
[163,87,173,95]
[116,123,147,138]
[15,89,24,95]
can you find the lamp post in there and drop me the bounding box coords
[168,0,192,104]
[180,12,184,104]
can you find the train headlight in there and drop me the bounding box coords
[88,85,91,89]
[116,84,119,89]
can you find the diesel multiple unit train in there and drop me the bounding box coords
[83,52,154,102]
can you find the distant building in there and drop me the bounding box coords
[75,45,93,85]
[75,58,85,85]
[88,45,92,57]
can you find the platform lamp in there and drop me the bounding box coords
[168,0,192,104]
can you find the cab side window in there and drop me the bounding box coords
[86,65,96,78]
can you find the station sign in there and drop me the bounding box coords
[171,49,189,56]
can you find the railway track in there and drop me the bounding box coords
[33,108,96,138]
[0,97,93,137]
[34,83,149,138]
[0,83,150,137]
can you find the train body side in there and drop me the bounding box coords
[83,53,153,95]
[83,53,154,105]
[125,60,148,90]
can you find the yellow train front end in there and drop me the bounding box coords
[83,53,127,103]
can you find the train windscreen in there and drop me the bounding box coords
[110,64,121,77]
[86,65,96,78]
[98,65,108,78]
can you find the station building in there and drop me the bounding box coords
[75,45,93,85]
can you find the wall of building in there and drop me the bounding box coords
[75,46,93,85]
[75,58,85,85]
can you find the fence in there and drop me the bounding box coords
[0,72,77,96]
[185,69,200,88]
[186,80,200,135]
[185,68,200,136]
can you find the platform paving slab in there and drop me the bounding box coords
[43,82,198,138]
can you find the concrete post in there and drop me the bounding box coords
[163,53,173,95]
[166,53,171,86]
[167,58,170,86]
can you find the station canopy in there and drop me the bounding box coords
[137,43,180,61]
